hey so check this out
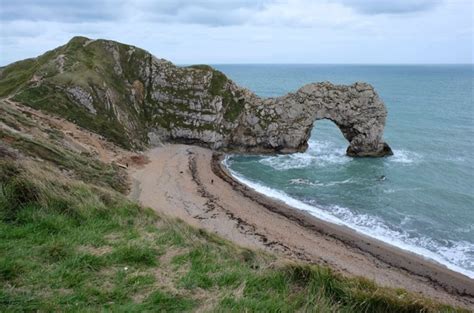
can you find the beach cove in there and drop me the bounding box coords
[128,144,474,309]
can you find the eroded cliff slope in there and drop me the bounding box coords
[0,36,392,156]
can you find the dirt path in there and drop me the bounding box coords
[129,144,474,309]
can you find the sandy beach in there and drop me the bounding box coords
[128,144,474,309]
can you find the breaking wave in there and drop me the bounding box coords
[259,140,350,170]
[389,149,422,164]
[259,141,423,171]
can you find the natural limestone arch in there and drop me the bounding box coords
[229,82,393,157]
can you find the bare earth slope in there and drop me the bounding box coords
[129,144,474,309]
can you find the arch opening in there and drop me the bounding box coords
[308,119,349,154]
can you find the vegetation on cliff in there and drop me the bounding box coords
[0,99,128,193]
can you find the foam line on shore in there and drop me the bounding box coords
[223,156,474,279]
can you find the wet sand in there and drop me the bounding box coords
[128,144,474,309]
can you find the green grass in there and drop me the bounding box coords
[0,46,59,97]
[207,68,245,122]
[0,59,39,97]
[0,159,467,312]
[186,65,244,123]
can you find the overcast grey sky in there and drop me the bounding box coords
[0,0,472,65]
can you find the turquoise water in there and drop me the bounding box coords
[214,65,474,278]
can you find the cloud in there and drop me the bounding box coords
[130,1,263,26]
[253,0,358,28]
[337,0,442,15]
[0,0,443,27]
[0,0,266,25]
[0,0,119,22]
[0,0,471,65]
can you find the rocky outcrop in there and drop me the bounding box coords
[0,36,392,156]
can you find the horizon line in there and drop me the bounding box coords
[179,63,473,66]
[1,61,472,67]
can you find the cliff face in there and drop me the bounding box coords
[0,36,392,156]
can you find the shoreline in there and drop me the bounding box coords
[212,152,474,297]
[129,144,474,309]
[224,157,474,280]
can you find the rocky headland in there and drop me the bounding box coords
[0,36,392,157]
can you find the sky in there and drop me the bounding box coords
[0,0,473,65]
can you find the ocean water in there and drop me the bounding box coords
[213,64,474,278]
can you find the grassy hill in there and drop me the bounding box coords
[0,37,243,151]
[0,37,149,149]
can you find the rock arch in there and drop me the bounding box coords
[231,82,393,157]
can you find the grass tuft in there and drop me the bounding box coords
[110,245,158,266]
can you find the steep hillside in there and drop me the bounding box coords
[0,98,131,192]
[0,37,392,156]
[1,37,156,149]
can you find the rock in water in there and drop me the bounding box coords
[0,36,392,156]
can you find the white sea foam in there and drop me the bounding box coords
[289,178,354,187]
[260,153,314,170]
[383,187,425,194]
[223,157,474,278]
[308,140,350,165]
[446,156,468,163]
[289,178,318,186]
[389,149,422,164]
[323,179,353,187]
[259,140,350,171]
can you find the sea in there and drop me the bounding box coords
[213,64,474,278]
